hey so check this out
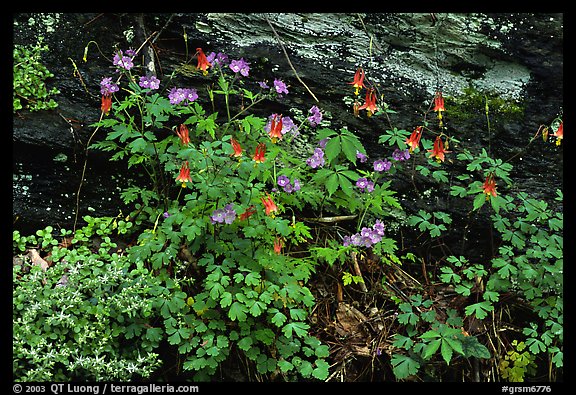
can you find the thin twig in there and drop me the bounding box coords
[73,111,104,233]
[265,17,319,103]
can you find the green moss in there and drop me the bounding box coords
[445,84,524,124]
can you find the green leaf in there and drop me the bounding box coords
[325,173,339,196]
[391,354,421,380]
[228,301,248,322]
[312,359,330,380]
[461,336,491,359]
[282,322,310,338]
[422,339,442,360]
[464,301,494,320]
[440,339,454,365]
[324,137,341,164]
[473,193,486,211]
[526,337,547,354]
[392,334,414,350]
[271,310,287,327]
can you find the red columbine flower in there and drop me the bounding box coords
[405,126,423,153]
[253,142,266,163]
[433,91,445,112]
[261,193,278,216]
[428,135,450,163]
[176,124,190,145]
[359,88,378,117]
[552,121,563,146]
[176,161,192,187]
[433,90,446,126]
[196,48,212,75]
[230,137,243,157]
[239,205,256,221]
[273,237,283,255]
[268,114,283,143]
[348,67,366,96]
[482,173,497,199]
[101,94,112,115]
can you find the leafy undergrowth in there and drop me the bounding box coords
[13,41,562,382]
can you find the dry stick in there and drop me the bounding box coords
[73,111,104,233]
[350,251,369,293]
[265,17,319,103]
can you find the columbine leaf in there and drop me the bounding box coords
[228,301,248,322]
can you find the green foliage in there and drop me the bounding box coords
[13,38,561,383]
[13,36,60,112]
[498,340,537,382]
[13,223,163,381]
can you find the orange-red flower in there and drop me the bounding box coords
[358,88,378,117]
[261,193,278,216]
[428,135,450,163]
[268,114,283,143]
[176,124,190,145]
[274,237,283,254]
[231,137,243,157]
[482,173,497,199]
[253,142,266,163]
[101,95,112,115]
[433,91,445,112]
[348,67,366,96]
[552,121,563,146]
[196,48,212,75]
[239,205,256,221]
[406,126,423,153]
[176,161,192,187]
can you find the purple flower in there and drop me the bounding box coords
[206,52,229,66]
[356,151,368,163]
[113,50,134,71]
[284,183,294,193]
[273,79,289,95]
[306,155,324,169]
[211,204,237,224]
[163,211,171,218]
[125,48,137,57]
[211,209,225,224]
[281,116,297,135]
[258,81,270,89]
[306,147,326,169]
[356,177,369,189]
[168,87,198,105]
[318,138,329,149]
[138,75,160,90]
[392,148,411,161]
[292,179,301,191]
[343,220,385,247]
[277,175,291,187]
[343,235,352,247]
[265,114,298,136]
[373,159,392,172]
[184,88,199,102]
[229,58,250,77]
[223,203,237,224]
[100,77,119,96]
[356,177,374,192]
[307,105,323,127]
[351,234,363,246]
[373,220,385,236]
